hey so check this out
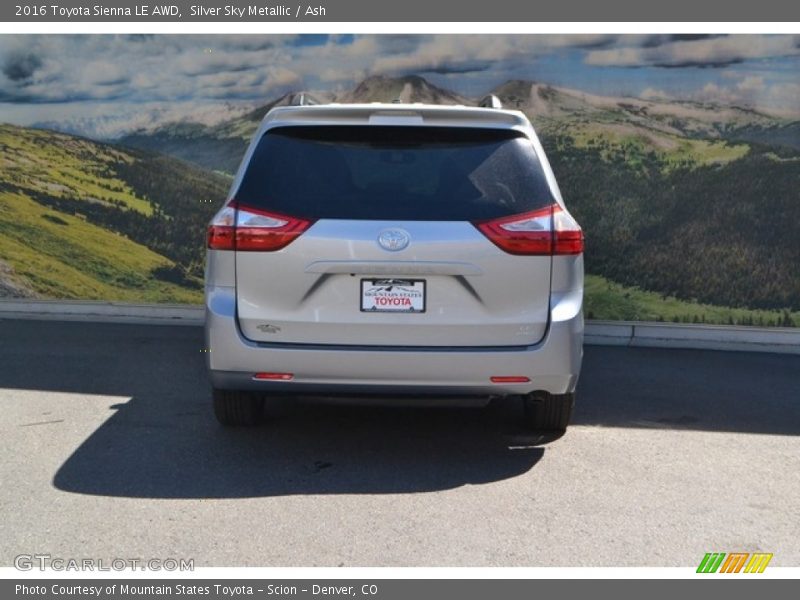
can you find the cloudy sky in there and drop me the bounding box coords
[1,34,799,137]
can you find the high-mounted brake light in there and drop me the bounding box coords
[474,203,584,256]
[207,202,313,251]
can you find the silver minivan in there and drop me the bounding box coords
[205,101,584,431]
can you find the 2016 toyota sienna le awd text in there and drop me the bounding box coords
[205,99,584,431]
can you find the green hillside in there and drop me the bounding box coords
[585,275,798,326]
[1,125,153,214]
[0,191,197,302]
[0,124,229,302]
[544,121,750,173]
[494,80,791,140]
[120,125,248,175]
[119,92,305,173]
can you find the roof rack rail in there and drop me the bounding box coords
[478,95,503,109]
[290,93,318,106]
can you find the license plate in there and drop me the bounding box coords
[360,279,426,313]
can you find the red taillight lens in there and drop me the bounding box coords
[552,205,585,255]
[234,204,312,252]
[475,205,553,255]
[207,202,313,252]
[207,206,236,250]
[474,203,583,256]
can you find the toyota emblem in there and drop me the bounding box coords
[377,229,410,252]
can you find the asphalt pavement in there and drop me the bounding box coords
[0,319,798,566]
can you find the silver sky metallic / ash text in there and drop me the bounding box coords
[190,5,293,17]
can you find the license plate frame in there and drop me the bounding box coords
[360,279,426,313]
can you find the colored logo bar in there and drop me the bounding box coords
[697,553,773,573]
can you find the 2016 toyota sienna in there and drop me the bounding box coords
[205,100,584,431]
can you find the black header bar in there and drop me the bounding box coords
[3,0,800,22]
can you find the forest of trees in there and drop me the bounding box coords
[113,153,230,277]
[544,135,800,311]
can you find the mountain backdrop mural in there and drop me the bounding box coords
[1,35,799,325]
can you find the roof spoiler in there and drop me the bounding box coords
[290,93,318,106]
[478,95,503,109]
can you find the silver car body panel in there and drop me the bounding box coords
[236,220,552,347]
[205,264,582,396]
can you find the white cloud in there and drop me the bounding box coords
[736,76,766,94]
[586,35,800,68]
[0,35,305,104]
[0,34,624,106]
[2,99,257,139]
[676,76,799,115]
[371,35,616,75]
[640,87,671,100]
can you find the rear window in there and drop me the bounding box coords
[235,126,555,221]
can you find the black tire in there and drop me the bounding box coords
[213,388,264,426]
[521,391,575,432]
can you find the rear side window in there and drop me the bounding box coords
[235,126,555,221]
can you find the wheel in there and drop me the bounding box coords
[521,391,575,432]
[213,388,264,426]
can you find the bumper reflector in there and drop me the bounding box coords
[491,376,531,383]
[253,372,294,381]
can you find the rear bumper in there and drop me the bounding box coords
[205,286,583,396]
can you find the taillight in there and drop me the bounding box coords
[552,205,584,255]
[233,203,313,252]
[207,202,313,252]
[474,203,583,256]
[207,205,236,250]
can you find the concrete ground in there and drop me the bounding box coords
[0,319,798,567]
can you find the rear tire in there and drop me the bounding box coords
[213,388,264,426]
[521,391,574,432]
